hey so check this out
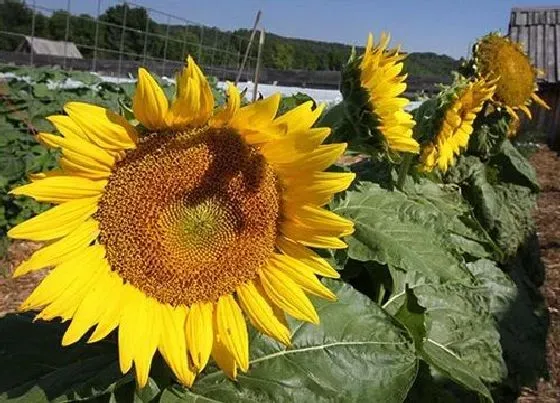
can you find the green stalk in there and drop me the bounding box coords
[396,153,413,191]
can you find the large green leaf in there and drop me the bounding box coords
[0,314,133,402]
[392,291,493,401]
[333,182,471,282]
[491,140,539,191]
[162,279,418,403]
[476,254,549,390]
[446,156,537,258]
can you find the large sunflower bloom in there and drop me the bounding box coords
[8,57,355,388]
[473,33,549,119]
[359,33,419,153]
[420,78,496,172]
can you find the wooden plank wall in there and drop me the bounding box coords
[519,83,560,148]
[510,7,560,148]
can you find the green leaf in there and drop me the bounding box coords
[163,279,418,403]
[415,283,506,384]
[391,289,495,401]
[491,140,539,191]
[465,255,549,393]
[0,314,133,402]
[446,156,537,258]
[333,182,471,282]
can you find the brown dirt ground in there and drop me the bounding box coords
[518,146,560,402]
[0,147,558,401]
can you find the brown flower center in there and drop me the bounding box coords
[95,127,281,305]
[476,35,536,108]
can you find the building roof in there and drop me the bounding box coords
[509,6,560,83]
[23,36,83,59]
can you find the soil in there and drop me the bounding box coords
[518,146,560,402]
[0,147,558,402]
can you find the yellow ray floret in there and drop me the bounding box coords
[8,57,354,389]
[360,32,419,154]
[420,78,496,172]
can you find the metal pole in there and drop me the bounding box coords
[30,0,36,66]
[210,29,218,67]
[118,1,128,79]
[198,25,204,63]
[181,26,187,61]
[92,0,101,71]
[162,16,170,77]
[252,27,265,102]
[235,10,261,85]
[63,0,71,69]
[142,13,150,65]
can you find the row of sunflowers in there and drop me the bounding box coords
[0,32,549,402]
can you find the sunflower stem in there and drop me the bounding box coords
[396,153,413,191]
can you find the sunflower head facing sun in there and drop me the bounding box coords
[340,32,419,156]
[8,56,355,388]
[471,33,549,118]
[419,78,496,172]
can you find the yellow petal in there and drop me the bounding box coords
[283,172,355,206]
[260,127,332,165]
[230,93,280,129]
[166,56,214,128]
[20,245,105,311]
[8,196,100,241]
[531,93,550,109]
[258,265,319,324]
[46,115,88,141]
[211,328,238,380]
[269,254,336,301]
[216,295,249,372]
[277,144,347,177]
[62,270,122,345]
[236,280,291,345]
[13,219,99,277]
[59,157,111,180]
[88,277,125,343]
[281,221,348,249]
[276,237,340,278]
[64,102,137,151]
[210,83,240,128]
[38,133,115,170]
[118,285,146,374]
[36,248,107,322]
[185,301,213,371]
[133,68,169,130]
[158,304,195,387]
[133,297,161,388]
[10,176,106,204]
[285,204,354,237]
[273,101,325,135]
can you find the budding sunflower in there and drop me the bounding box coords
[419,78,496,172]
[8,57,355,388]
[471,33,549,118]
[340,32,419,156]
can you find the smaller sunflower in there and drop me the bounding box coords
[420,78,496,172]
[472,33,549,119]
[360,33,418,154]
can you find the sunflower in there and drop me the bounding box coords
[8,57,355,388]
[473,33,549,119]
[420,78,496,172]
[359,32,419,153]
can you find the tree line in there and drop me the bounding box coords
[0,1,460,79]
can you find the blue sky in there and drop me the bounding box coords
[40,0,560,58]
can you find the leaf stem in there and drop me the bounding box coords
[397,153,413,191]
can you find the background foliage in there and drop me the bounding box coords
[0,0,461,77]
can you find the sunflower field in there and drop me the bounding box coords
[0,32,551,402]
